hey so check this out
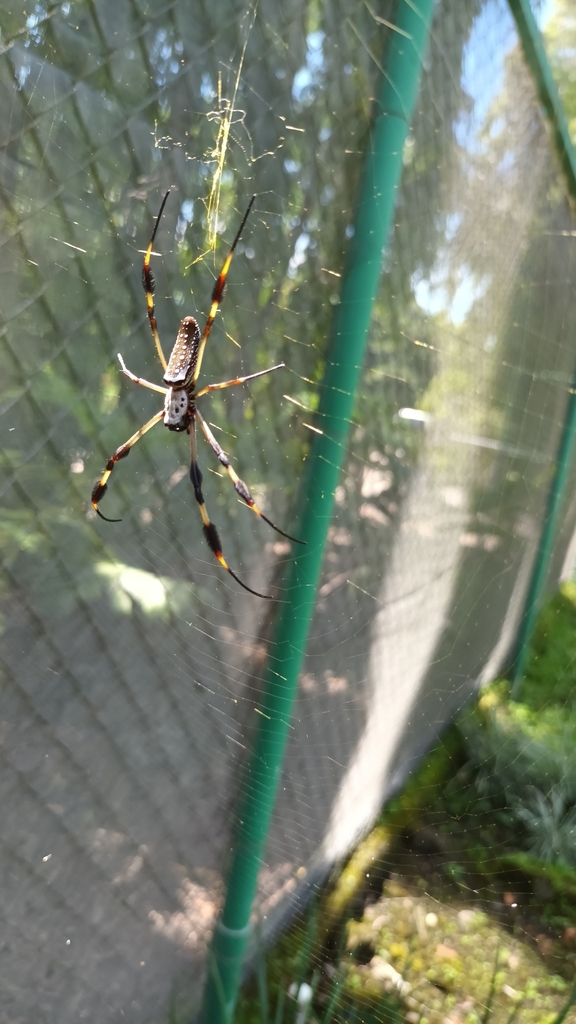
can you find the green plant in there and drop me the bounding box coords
[552,982,576,1024]
[513,784,576,866]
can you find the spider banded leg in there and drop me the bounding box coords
[91,410,164,522]
[192,195,256,386]
[188,416,272,599]
[142,190,170,371]
[193,363,285,399]
[195,407,304,545]
[117,353,169,395]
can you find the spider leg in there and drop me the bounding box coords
[195,406,305,546]
[192,195,256,386]
[142,190,170,372]
[188,415,272,599]
[193,363,285,399]
[91,409,164,521]
[117,353,169,395]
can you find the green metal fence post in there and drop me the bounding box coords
[507,0,576,698]
[199,2,434,1020]
[511,387,576,696]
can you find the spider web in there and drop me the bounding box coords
[1,0,576,1020]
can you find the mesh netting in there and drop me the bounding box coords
[1,0,575,1020]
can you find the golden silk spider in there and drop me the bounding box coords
[91,191,303,597]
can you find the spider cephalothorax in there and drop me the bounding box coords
[91,191,303,598]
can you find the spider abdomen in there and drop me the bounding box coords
[163,316,201,387]
[164,387,190,431]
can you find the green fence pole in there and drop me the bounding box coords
[511,386,576,696]
[508,0,576,198]
[507,0,576,697]
[199,2,434,1021]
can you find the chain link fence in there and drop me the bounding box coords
[1,0,576,1019]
